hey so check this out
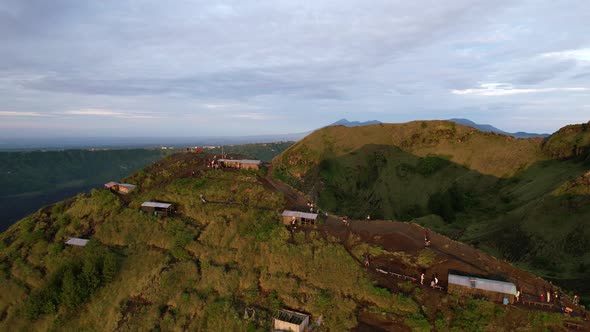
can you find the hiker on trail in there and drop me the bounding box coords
[430,280,436,288]
[573,295,579,305]
[540,293,545,302]
[515,289,521,303]
[424,230,431,247]
[367,214,371,220]
[364,255,370,268]
[420,273,425,285]
[342,216,349,226]
[546,290,551,303]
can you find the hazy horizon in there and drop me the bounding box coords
[1,1,589,137]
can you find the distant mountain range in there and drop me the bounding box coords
[328,118,382,127]
[0,118,546,151]
[448,118,549,138]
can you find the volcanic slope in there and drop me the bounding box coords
[0,152,583,331]
[272,120,590,300]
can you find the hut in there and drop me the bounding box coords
[117,183,137,194]
[104,181,119,190]
[65,237,89,247]
[282,210,318,225]
[104,181,136,194]
[141,202,174,217]
[447,273,517,304]
[274,309,310,332]
[218,159,262,170]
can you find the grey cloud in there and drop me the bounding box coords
[1,0,589,137]
[513,60,577,85]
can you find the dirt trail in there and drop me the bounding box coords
[258,166,309,210]
[258,168,589,330]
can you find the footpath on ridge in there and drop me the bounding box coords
[259,165,589,329]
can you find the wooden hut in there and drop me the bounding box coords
[282,210,318,225]
[65,237,89,247]
[141,202,174,217]
[218,159,262,170]
[447,273,517,304]
[104,181,136,194]
[274,309,310,332]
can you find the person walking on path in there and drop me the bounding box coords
[546,290,551,303]
[420,273,425,285]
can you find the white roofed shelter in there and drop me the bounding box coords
[447,273,517,303]
[274,309,310,332]
[282,210,318,225]
[141,201,174,217]
[65,237,89,247]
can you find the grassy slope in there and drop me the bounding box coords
[0,143,294,232]
[272,120,590,296]
[0,153,568,331]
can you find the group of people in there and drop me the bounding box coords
[539,289,564,304]
[419,272,440,288]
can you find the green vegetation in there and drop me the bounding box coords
[0,142,293,231]
[272,120,590,297]
[0,150,578,330]
[203,141,294,161]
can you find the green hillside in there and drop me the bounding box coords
[0,143,293,232]
[272,120,590,298]
[0,153,576,331]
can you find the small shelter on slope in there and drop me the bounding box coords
[105,181,137,194]
[218,159,262,170]
[282,210,318,225]
[274,309,310,332]
[447,273,517,304]
[141,202,174,217]
[65,237,89,247]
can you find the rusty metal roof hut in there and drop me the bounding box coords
[218,158,262,170]
[105,182,137,194]
[447,273,517,304]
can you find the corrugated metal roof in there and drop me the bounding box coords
[218,159,261,165]
[119,183,136,188]
[275,309,309,325]
[141,202,173,209]
[104,181,118,188]
[448,274,516,295]
[282,210,318,219]
[65,237,89,247]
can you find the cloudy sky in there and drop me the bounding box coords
[1,0,589,137]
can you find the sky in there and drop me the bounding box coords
[1,0,589,138]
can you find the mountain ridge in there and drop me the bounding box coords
[448,118,550,138]
[272,120,590,301]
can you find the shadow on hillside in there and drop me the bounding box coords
[277,143,590,298]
